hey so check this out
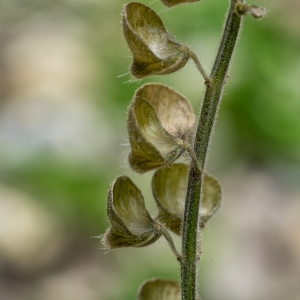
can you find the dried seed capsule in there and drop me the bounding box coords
[127,83,195,173]
[138,279,181,300]
[102,176,160,248]
[152,163,188,235]
[122,2,190,78]
[152,163,222,234]
[136,83,195,139]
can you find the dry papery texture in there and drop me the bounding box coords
[137,83,195,137]
[152,163,222,235]
[122,2,191,78]
[102,176,160,248]
[138,279,181,300]
[138,278,202,300]
[161,0,200,8]
[127,83,195,173]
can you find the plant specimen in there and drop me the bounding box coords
[101,1,265,299]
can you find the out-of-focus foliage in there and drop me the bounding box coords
[0,0,299,299]
[223,15,300,169]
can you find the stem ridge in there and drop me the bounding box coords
[181,1,244,299]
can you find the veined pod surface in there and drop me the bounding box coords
[127,83,195,173]
[123,2,191,78]
[102,176,161,248]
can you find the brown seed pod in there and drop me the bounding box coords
[152,163,222,234]
[127,83,195,173]
[138,279,181,300]
[102,176,160,248]
[122,2,190,78]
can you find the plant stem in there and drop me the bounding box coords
[181,1,244,300]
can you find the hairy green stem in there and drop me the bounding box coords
[181,1,244,299]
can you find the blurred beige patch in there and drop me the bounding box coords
[0,184,64,272]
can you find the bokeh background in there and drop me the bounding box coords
[0,0,299,299]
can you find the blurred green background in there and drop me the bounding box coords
[0,0,299,299]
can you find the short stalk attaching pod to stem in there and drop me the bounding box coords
[189,50,211,85]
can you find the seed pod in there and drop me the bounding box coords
[152,163,188,235]
[122,2,190,78]
[102,176,160,248]
[199,172,222,227]
[138,279,180,300]
[152,163,222,234]
[127,83,195,173]
[161,0,200,8]
[136,83,195,139]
